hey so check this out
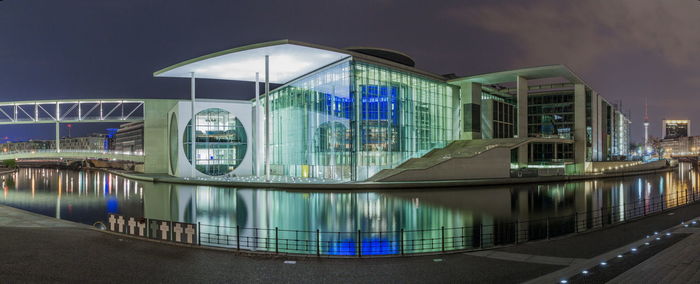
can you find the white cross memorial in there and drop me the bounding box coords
[137,221,146,237]
[184,224,196,244]
[127,218,136,235]
[117,216,125,233]
[173,223,183,242]
[159,222,170,240]
[108,215,116,231]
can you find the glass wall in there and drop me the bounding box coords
[353,61,453,180]
[267,59,454,181]
[527,91,575,139]
[183,108,248,176]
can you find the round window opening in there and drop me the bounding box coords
[183,108,247,176]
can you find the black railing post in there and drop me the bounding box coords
[515,219,519,245]
[236,225,240,251]
[357,229,362,257]
[479,224,483,249]
[275,227,279,254]
[574,213,578,233]
[316,229,320,257]
[546,217,550,240]
[197,222,201,246]
[462,226,467,248]
[441,226,445,252]
[400,228,405,255]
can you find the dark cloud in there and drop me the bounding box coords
[0,0,698,142]
[446,0,700,140]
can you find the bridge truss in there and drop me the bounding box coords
[0,99,145,124]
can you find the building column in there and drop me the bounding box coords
[264,55,270,181]
[590,91,599,161]
[574,84,587,173]
[459,81,482,140]
[55,122,60,152]
[190,72,196,177]
[518,144,528,168]
[254,72,260,176]
[517,76,528,138]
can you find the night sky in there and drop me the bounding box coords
[1,0,698,142]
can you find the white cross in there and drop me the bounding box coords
[184,225,196,244]
[137,221,146,236]
[127,218,136,235]
[116,216,125,233]
[108,215,116,231]
[173,223,183,242]
[159,222,170,240]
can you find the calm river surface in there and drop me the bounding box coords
[1,165,698,254]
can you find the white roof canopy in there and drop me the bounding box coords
[154,40,351,84]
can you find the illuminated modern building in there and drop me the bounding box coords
[662,120,690,139]
[660,136,700,158]
[155,40,631,180]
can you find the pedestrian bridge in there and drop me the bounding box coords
[0,98,180,174]
[0,99,145,124]
[0,150,145,163]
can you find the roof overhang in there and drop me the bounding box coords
[449,65,587,86]
[154,40,351,84]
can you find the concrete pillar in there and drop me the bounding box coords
[55,122,60,152]
[591,91,599,161]
[459,81,482,140]
[518,144,528,168]
[143,99,179,174]
[574,84,587,173]
[517,76,528,138]
[264,55,270,180]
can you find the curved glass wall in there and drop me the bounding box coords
[267,59,453,181]
[183,108,247,176]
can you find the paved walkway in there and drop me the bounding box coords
[2,202,700,283]
[0,204,79,228]
[609,227,700,283]
[0,205,559,283]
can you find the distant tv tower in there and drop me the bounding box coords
[644,98,650,153]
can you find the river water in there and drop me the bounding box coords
[2,164,698,255]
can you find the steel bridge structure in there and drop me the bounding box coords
[0,99,178,173]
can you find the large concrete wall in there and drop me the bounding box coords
[143,99,179,174]
[380,147,512,181]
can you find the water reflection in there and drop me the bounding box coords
[1,164,699,254]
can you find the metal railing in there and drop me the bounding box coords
[0,149,144,156]
[191,189,700,257]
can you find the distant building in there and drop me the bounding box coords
[1,134,106,153]
[114,121,144,154]
[661,136,700,158]
[662,120,690,139]
[56,133,107,151]
[1,140,52,153]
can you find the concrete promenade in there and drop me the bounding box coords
[1,201,699,283]
[100,166,674,190]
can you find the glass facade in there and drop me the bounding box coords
[183,108,247,176]
[267,59,454,181]
[527,92,575,139]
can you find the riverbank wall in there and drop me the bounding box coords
[98,162,675,190]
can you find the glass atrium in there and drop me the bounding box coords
[266,59,454,181]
